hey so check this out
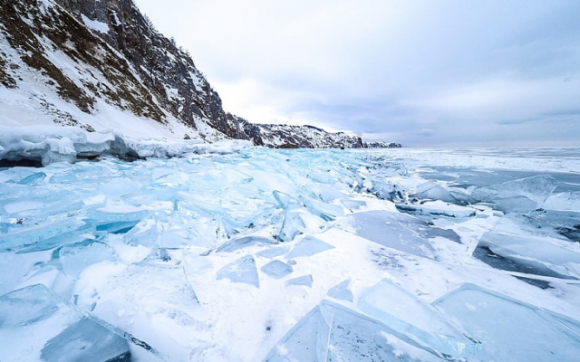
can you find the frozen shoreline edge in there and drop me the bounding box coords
[0,125,254,166]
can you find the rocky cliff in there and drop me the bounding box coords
[0,0,400,149]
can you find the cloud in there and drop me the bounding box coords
[135,0,580,147]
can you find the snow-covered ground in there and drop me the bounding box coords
[1,147,580,361]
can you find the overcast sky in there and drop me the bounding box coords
[134,0,580,147]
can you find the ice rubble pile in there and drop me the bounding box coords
[0,125,252,166]
[1,147,580,361]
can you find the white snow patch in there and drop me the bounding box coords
[81,14,109,33]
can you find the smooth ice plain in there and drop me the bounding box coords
[1,146,580,361]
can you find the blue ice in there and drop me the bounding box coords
[285,275,313,287]
[285,236,334,260]
[327,279,354,302]
[434,284,580,362]
[216,255,260,287]
[261,260,293,279]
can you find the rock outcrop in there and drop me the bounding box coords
[0,0,400,148]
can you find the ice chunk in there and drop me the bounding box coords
[17,171,46,185]
[340,210,435,258]
[299,195,344,221]
[285,236,334,260]
[327,279,354,302]
[256,246,290,259]
[264,300,443,361]
[495,209,580,242]
[0,284,131,362]
[340,198,367,210]
[216,255,260,287]
[41,318,131,362]
[216,236,278,253]
[285,275,313,287]
[396,200,476,218]
[470,174,557,211]
[261,260,293,279]
[474,232,580,280]
[278,208,306,242]
[96,220,140,234]
[59,242,117,277]
[372,180,405,201]
[414,181,459,203]
[434,284,580,362]
[1,218,87,253]
[358,279,478,358]
[544,191,580,211]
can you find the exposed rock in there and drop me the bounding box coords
[0,0,400,149]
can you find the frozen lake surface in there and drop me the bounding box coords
[1,147,580,361]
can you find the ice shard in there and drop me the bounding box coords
[358,279,478,358]
[261,260,293,279]
[327,280,354,302]
[217,236,278,253]
[473,231,580,280]
[285,236,334,260]
[340,210,435,258]
[216,255,260,287]
[434,284,580,362]
[264,300,443,361]
[470,174,558,212]
[0,284,131,362]
[285,275,313,287]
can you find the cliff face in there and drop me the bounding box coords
[0,0,400,148]
[52,0,242,138]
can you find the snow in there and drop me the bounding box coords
[0,125,251,166]
[1,147,580,361]
[81,14,110,34]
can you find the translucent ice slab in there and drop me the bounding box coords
[217,236,278,253]
[285,236,334,260]
[413,181,459,204]
[340,210,435,258]
[434,284,580,362]
[264,300,443,361]
[261,260,293,279]
[216,255,260,287]
[285,275,313,287]
[59,241,117,277]
[470,174,558,212]
[474,231,580,280]
[358,279,478,358]
[0,284,131,362]
[327,280,354,302]
[396,201,476,218]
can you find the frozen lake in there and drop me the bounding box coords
[1,147,580,361]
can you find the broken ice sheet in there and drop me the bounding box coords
[358,279,478,358]
[327,279,354,302]
[261,260,293,279]
[0,284,131,362]
[285,275,313,287]
[59,241,117,277]
[264,300,443,362]
[470,174,558,212]
[412,181,460,204]
[285,236,334,260]
[434,284,580,362]
[216,255,260,287]
[396,200,476,218]
[216,236,278,253]
[339,210,435,258]
[473,231,580,280]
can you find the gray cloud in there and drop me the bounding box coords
[135,0,580,147]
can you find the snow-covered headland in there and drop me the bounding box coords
[1,147,580,361]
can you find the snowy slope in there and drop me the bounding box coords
[0,0,399,156]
